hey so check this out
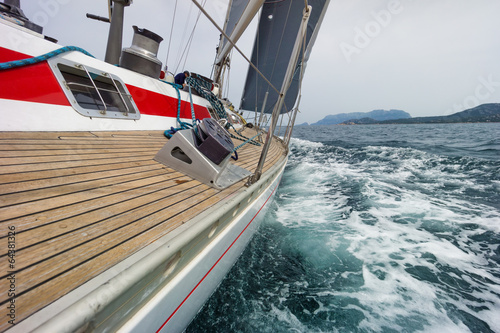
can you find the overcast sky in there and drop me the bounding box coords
[19,0,500,124]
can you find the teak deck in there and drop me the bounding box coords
[0,128,286,331]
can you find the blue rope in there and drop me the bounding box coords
[228,124,261,148]
[232,133,261,152]
[187,84,199,138]
[0,46,94,70]
[163,82,197,139]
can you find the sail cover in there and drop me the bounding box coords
[240,0,329,114]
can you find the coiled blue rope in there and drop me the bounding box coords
[0,46,94,70]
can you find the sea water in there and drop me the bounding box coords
[188,123,500,333]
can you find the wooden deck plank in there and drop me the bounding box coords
[0,151,157,166]
[0,147,162,157]
[0,167,170,209]
[8,176,194,250]
[0,142,164,150]
[0,174,186,234]
[0,179,235,320]
[235,138,280,168]
[89,131,166,138]
[0,160,159,184]
[0,127,287,331]
[0,169,178,220]
[0,180,204,277]
[0,155,156,174]
[0,163,164,196]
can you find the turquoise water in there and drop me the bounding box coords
[188,123,500,333]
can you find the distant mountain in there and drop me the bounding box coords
[341,103,500,125]
[313,109,411,125]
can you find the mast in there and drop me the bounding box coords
[105,0,132,65]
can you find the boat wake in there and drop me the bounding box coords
[189,125,500,333]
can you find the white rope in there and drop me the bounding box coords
[180,0,207,72]
[165,0,178,69]
[173,2,193,73]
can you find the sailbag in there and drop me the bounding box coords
[240,0,330,114]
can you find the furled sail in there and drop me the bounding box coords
[214,0,264,82]
[240,0,330,114]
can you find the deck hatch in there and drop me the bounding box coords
[49,58,140,119]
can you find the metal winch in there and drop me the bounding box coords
[154,118,251,190]
[120,25,163,78]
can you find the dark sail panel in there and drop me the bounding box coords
[240,0,329,114]
[221,0,248,49]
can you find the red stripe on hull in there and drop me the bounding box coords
[0,47,70,106]
[126,85,211,119]
[156,176,283,333]
[0,47,211,120]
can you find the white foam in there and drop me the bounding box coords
[289,137,324,149]
[272,140,500,332]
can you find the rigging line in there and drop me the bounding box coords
[180,0,207,72]
[223,49,233,98]
[166,0,178,68]
[191,0,280,96]
[282,111,291,135]
[284,106,297,141]
[210,46,217,79]
[295,25,307,101]
[278,112,285,136]
[174,2,193,73]
[263,112,271,128]
[292,20,308,100]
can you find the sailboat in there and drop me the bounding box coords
[0,0,329,332]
